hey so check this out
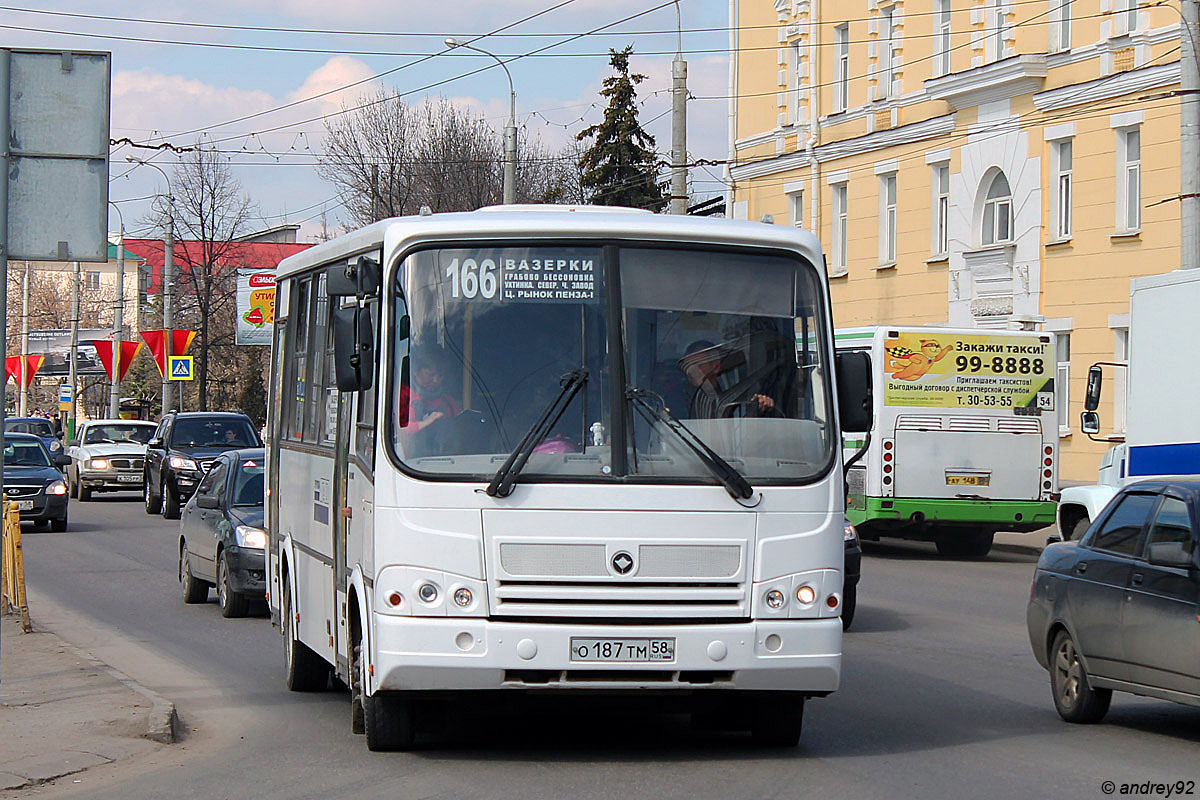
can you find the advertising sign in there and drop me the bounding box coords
[882,331,1055,411]
[237,269,276,345]
[26,330,109,376]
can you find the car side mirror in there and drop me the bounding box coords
[332,304,375,392]
[1147,541,1195,570]
[1080,411,1100,435]
[53,454,71,469]
[148,438,162,448]
[196,495,220,510]
[835,351,873,434]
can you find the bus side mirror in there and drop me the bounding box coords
[1084,364,1103,411]
[332,305,375,392]
[1080,411,1100,435]
[836,351,873,434]
[327,255,381,297]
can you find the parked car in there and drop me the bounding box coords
[66,419,157,500]
[1027,480,1200,723]
[143,412,261,520]
[844,518,862,630]
[2,433,70,531]
[178,448,266,617]
[5,417,64,456]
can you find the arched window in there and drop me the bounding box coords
[982,172,1013,245]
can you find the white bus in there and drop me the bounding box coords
[835,326,1059,557]
[265,206,870,750]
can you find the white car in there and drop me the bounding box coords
[66,419,158,501]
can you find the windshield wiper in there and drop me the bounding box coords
[626,387,754,501]
[486,369,588,498]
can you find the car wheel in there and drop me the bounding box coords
[162,481,182,520]
[217,552,250,618]
[282,577,330,692]
[144,476,161,515]
[841,584,857,630]
[1049,629,1111,723]
[79,485,92,502]
[69,470,79,499]
[50,511,67,533]
[32,519,50,531]
[1069,516,1091,542]
[179,543,209,604]
[750,693,804,747]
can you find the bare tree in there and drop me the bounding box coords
[151,146,258,410]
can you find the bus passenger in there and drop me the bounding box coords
[399,358,461,435]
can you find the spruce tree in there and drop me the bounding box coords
[577,47,667,211]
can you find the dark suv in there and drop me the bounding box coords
[143,412,261,519]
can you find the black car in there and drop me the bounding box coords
[843,518,862,630]
[143,412,261,520]
[1027,480,1200,723]
[178,448,266,617]
[3,433,70,531]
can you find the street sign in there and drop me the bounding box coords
[168,356,194,381]
[58,383,72,403]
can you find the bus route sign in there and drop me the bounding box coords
[882,331,1054,410]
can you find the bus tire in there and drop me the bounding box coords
[282,578,330,692]
[363,692,416,752]
[350,638,366,735]
[750,693,803,747]
[841,585,857,630]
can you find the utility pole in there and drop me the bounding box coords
[669,0,688,215]
[19,261,28,415]
[69,261,79,440]
[1182,0,1200,268]
[127,157,174,414]
[109,209,125,419]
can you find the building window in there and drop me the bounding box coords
[879,174,897,264]
[788,190,804,228]
[932,163,950,256]
[787,41,801,124]
[1117,127,1141,232]
[935,0,952,76]
[1113,327,1129,433]
[84,271,102,291]
[981,171,1013,246]
[879,6,896,100]
[1051,139,1072,240]
[834,24,849,113]
[1117,0,1138,34]
[1050,0,1072,52]
[1056,333,1071,434]
[988,0,1006,62]
[832,182,848,273]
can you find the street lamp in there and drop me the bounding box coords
[126,157,175,414]
[445,38,517,205]
[107,200,126,419]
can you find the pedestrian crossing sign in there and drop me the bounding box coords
[168,355,194,381]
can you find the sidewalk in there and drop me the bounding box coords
[0,615,176,793]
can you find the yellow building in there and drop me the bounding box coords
[728,0,1183,481]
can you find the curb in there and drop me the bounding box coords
[29,618,181,745]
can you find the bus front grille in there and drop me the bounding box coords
[492,580,747,620]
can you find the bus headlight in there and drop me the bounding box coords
[374,566,487,617]
[765,589,785,609]
[418,583,439,604]
[453,587,473,607]
[754,569,841,619]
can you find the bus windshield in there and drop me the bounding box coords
[391,243,834,485]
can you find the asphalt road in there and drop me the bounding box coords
[17,494,1200,799]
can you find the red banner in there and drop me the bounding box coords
[4,355,44,388]
[140,330,197,377]
[91,340,144,382]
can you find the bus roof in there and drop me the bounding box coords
[275,206,826,281]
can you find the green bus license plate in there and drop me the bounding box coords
[570,637,675,663]
[946,474,990,486]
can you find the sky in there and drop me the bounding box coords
[1,1,731,243]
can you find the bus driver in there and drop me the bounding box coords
[678,339,778,419]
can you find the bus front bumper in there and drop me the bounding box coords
[848,497,1057,531]
[372,617,841,694]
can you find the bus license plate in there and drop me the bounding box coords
[15,500,33,511]
[570,637,675,663]
[117,474,140,483]
[946,474,990,486]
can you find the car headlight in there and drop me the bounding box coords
[844,520,859,544]
[46,480,67,496]
[89,458,110,470]
[234,525,268,549]
[169,455,199,471]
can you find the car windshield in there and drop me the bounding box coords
[83,424,155,445]
[390,243,834,485]
[172,418,258,448]
[232,459,265,507]
[3,438,50,467]
[5,419,54,438]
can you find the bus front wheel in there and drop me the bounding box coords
[750,693,804,747]
[363,692,416,752]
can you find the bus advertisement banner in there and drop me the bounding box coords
[882,331,1055,410]
[236,269,276,345]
